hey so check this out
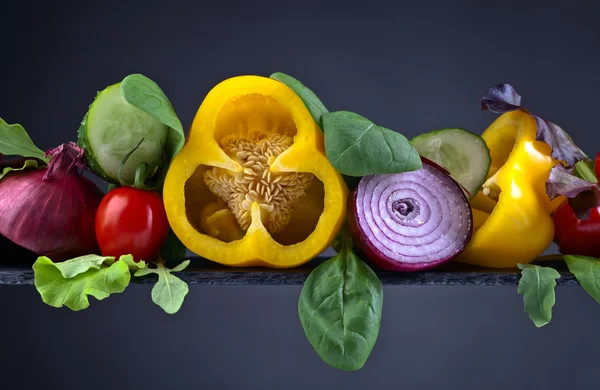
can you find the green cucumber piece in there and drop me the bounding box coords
[410,128,491,199]
[77,83,169,184]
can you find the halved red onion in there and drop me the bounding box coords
[349,158,473,272]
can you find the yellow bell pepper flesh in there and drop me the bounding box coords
[457,110,558,268]
[163,75,348,268]
[199,201,245,242]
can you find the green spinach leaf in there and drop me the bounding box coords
[120,74,185,162]
[323,111,422,177]
[0,118,48,161]
[298,228,383,371]
[517,264,561,327]
[270,72,329,129]
[564,255,600,303]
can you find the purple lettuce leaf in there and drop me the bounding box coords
[545,164,600,220]
[481,84,587,168]
[481,84,522,113]
[534,115,588,168]
[546,165,597,199]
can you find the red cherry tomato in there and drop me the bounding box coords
[595,152,600,180]
[553,199,600,258]
[95,187,169,262]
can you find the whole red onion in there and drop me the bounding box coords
[349,158,473,272]
[0,142,104,262]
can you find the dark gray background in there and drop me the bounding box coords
[1,0,600,389]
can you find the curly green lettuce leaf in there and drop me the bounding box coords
[135,259,190,314]
[0,158,42,180]
[517,264,561,327]
[33,254,138,311]
[106,254,147,271]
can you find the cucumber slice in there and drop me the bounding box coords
[410,128,491,199]
[78,83,169,184]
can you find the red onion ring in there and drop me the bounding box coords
[349,158,473,271]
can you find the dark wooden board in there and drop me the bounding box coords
[0,256,578,286]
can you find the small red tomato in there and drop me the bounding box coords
[553,199,600,258]
[95,187,169,262]
[595,152,600,180]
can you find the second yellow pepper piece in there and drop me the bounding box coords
[457,109,561,268]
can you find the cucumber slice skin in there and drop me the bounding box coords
[77,83,169,184]
[78,111,114,184]
[410,128,491,199]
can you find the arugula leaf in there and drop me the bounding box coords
[564,255,600,304]
[0,118,48,162]
[33,254,135,311]
[270,72,329,129]
[135,229,190,314]
[120,74,185,163]
[134,259,190,314]
[298,227,383,371]
[517,264,561,327]
[0,158,41,180]
[323,111,422,177]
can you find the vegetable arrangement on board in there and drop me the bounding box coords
[1,71,599,371]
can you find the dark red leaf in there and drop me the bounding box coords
[533,115,588,168]
[546,164,598,200]
[481,84,522,113]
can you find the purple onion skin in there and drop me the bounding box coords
[349,158,473,272]
[0,143,105,262]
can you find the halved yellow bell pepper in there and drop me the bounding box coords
[163,75,348,268]
[457,109,563,268]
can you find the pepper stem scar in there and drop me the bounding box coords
[204,132,314,233]
[482,170,501,200]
